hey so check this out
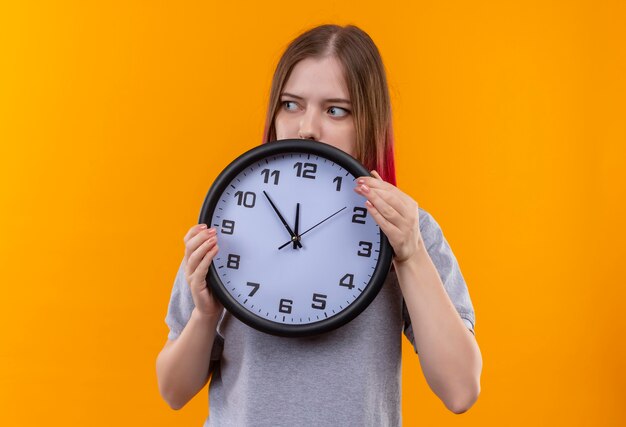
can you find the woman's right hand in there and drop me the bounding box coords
[183,224,224,317]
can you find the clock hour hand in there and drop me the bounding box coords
[263,191,303,249]
[278,206,347,250]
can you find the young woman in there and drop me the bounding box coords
[157,24,482,426]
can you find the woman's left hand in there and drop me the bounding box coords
[354,170,423,264]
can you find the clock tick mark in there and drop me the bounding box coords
[237,294,241,297]
[218,266,224,269]
[324,312,328,318]
[230,185,235,189]
[357,287,363,292]
[244,299,247,304]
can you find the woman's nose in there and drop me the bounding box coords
[298,109,321,141]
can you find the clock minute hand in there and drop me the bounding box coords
[278,206,347,250]
[293,202,300,250]
[263,191,303,249]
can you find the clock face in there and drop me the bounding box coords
[199,139,392,337]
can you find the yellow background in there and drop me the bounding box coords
[1,1,625,425]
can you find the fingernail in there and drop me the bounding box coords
[199,224,207,229]
[360,184,370,193]
[357,178,365,184]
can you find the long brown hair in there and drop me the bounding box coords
[263,25,396,185]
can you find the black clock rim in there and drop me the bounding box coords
[198,139,393,337]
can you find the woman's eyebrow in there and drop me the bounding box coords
[325,98,351,105]
[281,92,351,105]
[281,92,304,100]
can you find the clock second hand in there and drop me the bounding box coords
[278,206,347,250]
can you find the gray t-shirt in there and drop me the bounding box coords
[165,207,475,426]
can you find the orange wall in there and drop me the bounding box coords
[1,1,625,425]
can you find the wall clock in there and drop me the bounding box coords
[199,139,393,337]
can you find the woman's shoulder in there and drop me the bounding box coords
[417,206,438,233]
[417,206,450,250]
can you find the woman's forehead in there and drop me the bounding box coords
[282,56,350,101]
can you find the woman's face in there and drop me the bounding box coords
[274,56,357,157]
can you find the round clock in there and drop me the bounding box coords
[199,139,393,337]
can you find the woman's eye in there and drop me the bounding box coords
[283,101,298,111]
[328,106,349,117]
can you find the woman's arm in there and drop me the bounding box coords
[354,172,482,413]
[394,240,482,413]
[156,308,220,410]
[157,224,224,409]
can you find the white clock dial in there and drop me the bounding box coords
[200,140,393,337]
[211,152,380,325]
